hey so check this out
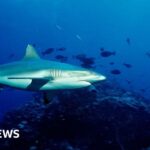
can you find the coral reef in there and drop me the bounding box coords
[0,82,150,150]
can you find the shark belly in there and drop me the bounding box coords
[40,80,91,90]
[1,78,32,89]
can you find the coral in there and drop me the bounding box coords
[0,82,150,150]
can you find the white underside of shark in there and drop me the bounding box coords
[0,45,106,91]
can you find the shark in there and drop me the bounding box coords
[0,45,106,92]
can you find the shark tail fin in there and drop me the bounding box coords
[23,44,40,60]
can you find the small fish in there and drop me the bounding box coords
[126,79,132,84]
[110,69,121,75]
[100,47,105,51]
[109,62,115,65]
[55,55,65,59]
[42,48,54,56]
[56,24,62,30]
[76,34,82,41]
[77,55,94,63]
[55,55,68,62]
[123,63,132,68]
[146,52,150,58]
[74,54,95,68]
[80,58,95,68]
[81,63,95,69]
[75,54,87,61]
[100,50,116,57]
[57,47,66,51]
[126,38,131,45]
[140,89,146,93]
[9,53,15,59]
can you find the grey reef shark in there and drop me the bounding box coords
[0,45,106,104]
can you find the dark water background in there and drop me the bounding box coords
[0,0,150,117]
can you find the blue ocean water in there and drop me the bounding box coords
[0,0,150,116]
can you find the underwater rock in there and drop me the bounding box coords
[18,120,28,129]
[109,62,115,65]
[0,82,150,150]
[29,146,37,150]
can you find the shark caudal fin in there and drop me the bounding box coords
[23,44,40,60]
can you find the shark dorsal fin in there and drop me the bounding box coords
[23,44,40,60]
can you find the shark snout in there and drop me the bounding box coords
[83,72,106,83]
[97,74,106,80]
[93,74,106,82]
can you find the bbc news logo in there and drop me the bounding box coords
[0,129,20,138]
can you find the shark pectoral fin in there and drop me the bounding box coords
[8,77,53,90]
[27,78,50,90]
